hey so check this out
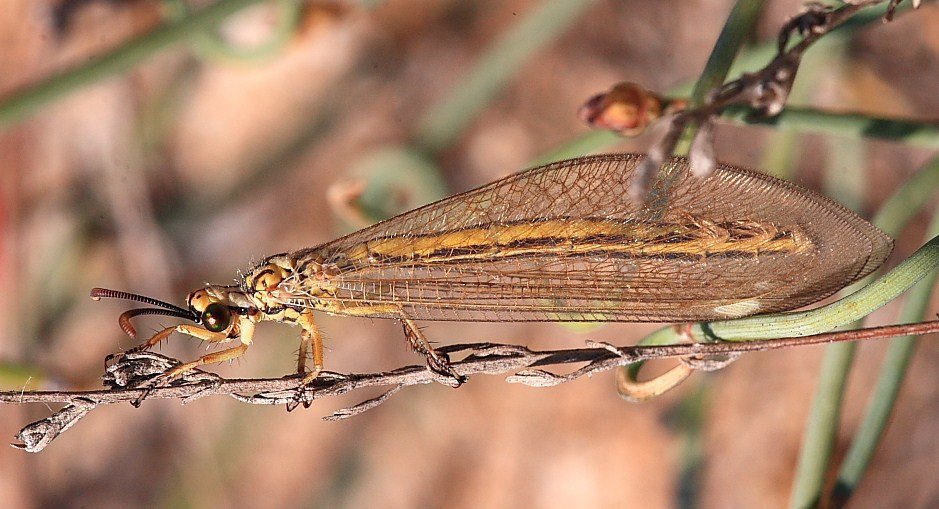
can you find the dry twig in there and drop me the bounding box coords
[4,320,939,452]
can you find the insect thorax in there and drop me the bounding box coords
[243,251,339,312]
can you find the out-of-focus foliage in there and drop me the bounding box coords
[0,1,937,508]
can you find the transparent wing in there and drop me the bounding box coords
[284,153,891,322]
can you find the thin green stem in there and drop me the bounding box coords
[675,0,765,155]
[689,0,765,108]
[628,233,939,386]
[831,206,939,507]
[676,381,710,509]
[788,156,939,509]
[540,105,939,163]
[789,341,855,509]
[724,106,939,150]
[165,0,302,64]
[789,133,868,509]
[697,235,939,341]
[871,157,939,232]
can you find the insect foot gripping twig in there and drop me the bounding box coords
[401,318,467,387]
[104,351,223,407]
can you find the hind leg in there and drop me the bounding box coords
[400,317,464,386]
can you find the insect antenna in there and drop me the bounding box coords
[91,288,198,339]
[117,308,197,339]
[91,288,193,316]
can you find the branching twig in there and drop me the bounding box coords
[626,0,918,198]
[4,320,939,452]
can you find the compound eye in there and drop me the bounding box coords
[202,303,232,333]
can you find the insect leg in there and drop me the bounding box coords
[107,325,229,366]
[296,312,324,381]
[289,312,324,410]
[127,326,176,353]
[400,317,465,386]
[174,324,231,343]
[149,319,256,385]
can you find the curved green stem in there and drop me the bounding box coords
[688,0,765,108]
[626,157,939,378]
[675,0,766,156]
[831,206,939,507]
[789,156,939,509]
[699,235,939,341]
[627,233,939,385]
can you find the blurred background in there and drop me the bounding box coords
[0,1,938,507]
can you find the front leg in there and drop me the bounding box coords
[108,322,233,367]
[158,343,250,382]
[126,326,176,353]
[175,324,232,343]
[150,319,256,385]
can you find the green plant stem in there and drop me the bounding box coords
[788,157,939,509]
[788,133,867,509]
[789,343,855,509]
[165,0,302,64]
[676,381,710,509]
[413,0,599,155]
[710,214,939,339]
[0,0,269,128]
[870,157,939,231]
[689,0,765,107]
[724,106,939,150]
[541,105,939,163]
[627,157,939,363]
[673,0,765,155]
[632,234,939,346]
[830,205,939,508]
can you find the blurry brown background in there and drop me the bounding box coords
[1,1,938,508]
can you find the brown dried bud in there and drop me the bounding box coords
[578,82,687,136]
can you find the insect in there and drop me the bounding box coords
[93,153,892,403]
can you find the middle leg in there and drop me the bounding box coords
[289,312,326,410]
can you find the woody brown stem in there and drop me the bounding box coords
[4,319,938,452]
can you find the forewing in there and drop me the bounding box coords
[290,154,891,322]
